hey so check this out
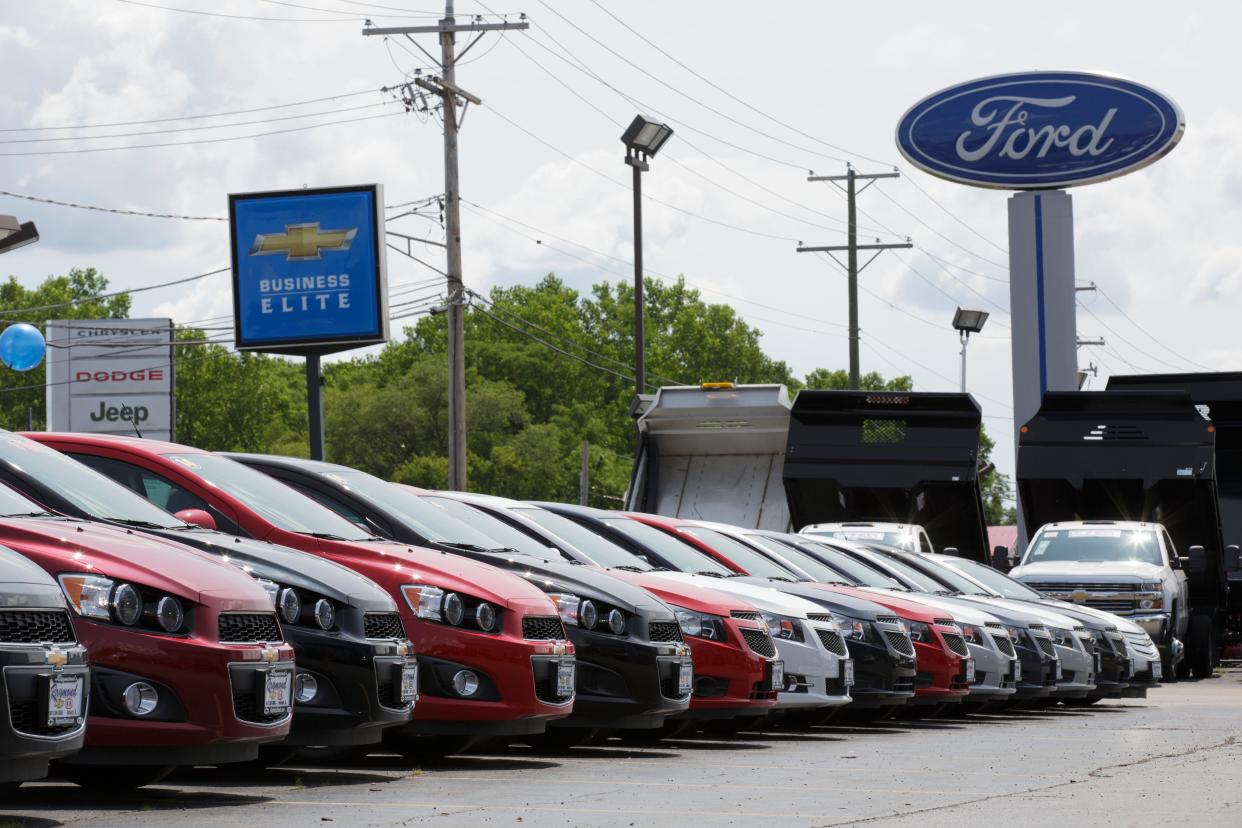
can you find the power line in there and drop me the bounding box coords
[1093,285,1213,372]
[1077,300,1193,373]
[0,189,227,221]
[0,267,229,317]
[471,304,635,384]
[112,0,379,23]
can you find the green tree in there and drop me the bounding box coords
[800,368,913,392]
[978,426,1016,525]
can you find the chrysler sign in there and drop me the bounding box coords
[45,319,173,440]
[895,71,1184,189]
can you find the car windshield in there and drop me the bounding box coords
[596,518,734,575]
[0,432,181,527]
[856,549,947,592]
[745,534,847,583]
[323,471,506,550]
[677,526,800,579]
[941,557,1046,600]
[515,509,655,570]
[419,497,561,561]
[807,527,917,551]
[796,541,897,588]
[887,552,988,595]
[164,453,371,540]
[1023,527,1163,566]
[0,475,54,516]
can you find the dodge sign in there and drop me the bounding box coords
[229,184,389,354]
[895,71,1184,189]
[45,318,174,440]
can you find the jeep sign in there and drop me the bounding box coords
[45,318,173,440]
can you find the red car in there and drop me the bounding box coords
[416,491,780,724]
[31,433,576,754]
[0,455,294,789]
[627,513,971,711]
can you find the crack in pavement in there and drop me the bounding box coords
[811,734,1240,827]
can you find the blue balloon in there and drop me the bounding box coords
[0,323,46,372]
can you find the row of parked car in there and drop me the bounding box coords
[0,430,1165,792]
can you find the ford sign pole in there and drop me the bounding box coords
[896,71,1183,548]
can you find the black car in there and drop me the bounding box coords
[0,545,90,788]
[0,432,416,759]
[225,454,695,737]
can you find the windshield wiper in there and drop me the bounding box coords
[296,531,355,541]
[1,511,57,518]
[611,565,648,573]
[106,517,178,530]
[694,570,725,578]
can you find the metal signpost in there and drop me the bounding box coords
[45,318,174,440]
[895,71,1184,546]
[229,184,389,460]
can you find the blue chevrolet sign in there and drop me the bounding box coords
[896,72,1184,189]
[229,184,388,353]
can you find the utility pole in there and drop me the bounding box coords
[363,4,527,490]
[797,166,911,389]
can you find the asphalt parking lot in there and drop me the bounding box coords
[5,670,1241,828]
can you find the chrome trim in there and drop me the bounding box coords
[2,663,90,743]
[226,659,295,728]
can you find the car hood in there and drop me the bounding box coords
[0,517,274,608]
[599,569,759,615]
[871,591,1001,625]
[145,527,395,612]
[732,576,888,620]
[645,573,826,618]
[946,594,1078,629]
[1035,598,1139,633]
[0,545,65,608]
[1011,561,1166,582]
[315,536,559,613]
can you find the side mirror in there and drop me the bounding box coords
[991,545,1011,572]
[1225,544,1241,573]
[1187,545,1208,576]
[1174,555,1189,570]
[942,546,959,556]
[175,508,217,531]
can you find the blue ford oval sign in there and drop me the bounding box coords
[895,72,1184,189]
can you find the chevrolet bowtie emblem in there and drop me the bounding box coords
[45,647,68,667]
[260,645,280,664]
[1072,590,1089,604]
[249,222,357,261]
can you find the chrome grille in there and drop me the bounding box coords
[1106,632,1128,657]
[364,613,405,639]
[933,618,956,627]
[1027,582,1142,592]
[940,632,969,658]
[0,610,76,644]
[875,615,902,626]
[730,610,762,621]
[740,627,776,658]
[883,629,915,656]
[815,627,848,657]
[647,621,684,643]
[806,613,834,623]
[218,613,281,643]
[1034,634,1058,659]
[990,632,1016,658]
[522,616,566,640]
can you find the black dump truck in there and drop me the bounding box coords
[1015,380,1242,676]
[782,390,991,563]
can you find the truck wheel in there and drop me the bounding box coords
[1190,614,1216,679]
[58,764,176,790]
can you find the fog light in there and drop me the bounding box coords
[122,682,158,716]
[295,672,318,703]
[451,670,480,697]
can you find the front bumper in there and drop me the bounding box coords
[1011,635,1059,701]
[680,619,777,721]
[1050,640,1096,699]
[842,632,915,710]
[773,633,851,710]
[1122,631,1163,697]
[400,603,576,737]
[910,631,970,706]
[965,641,1016,701]
[1,644,90,783]
[281,625,416,746]
[558,627,691,730]
[1129,612,1171,643]
[64,617,296,766]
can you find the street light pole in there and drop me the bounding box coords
[959,330,969,393]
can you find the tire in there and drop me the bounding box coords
[1190,614,1216,680]
[524,728,600,751]
[58,764,176,790]
[383,732,479,761]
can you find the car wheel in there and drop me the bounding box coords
[1189,614,1216,679]
[383,732,479,761]
[58,764,176,790]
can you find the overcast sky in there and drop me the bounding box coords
[3,0,1238,497]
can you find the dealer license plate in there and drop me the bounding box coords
[1151,659,1162,680]
[964,658,976,683]
[47,675,84,726]
[843,659,854,687]
[557,658,576,697]
[677,659,693,695]
[263,669,293,715]
[769,659,784,692]
[1054,660,1063,681]
[399,663,419,702]
[1095,652,1102,674]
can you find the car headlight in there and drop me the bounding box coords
[762,613,805,642]
[443,592,465,626]
[671,606,727,641]
[1004,625,1026,644]
[547,592,581,626]
[958,623,984,645]
[581,600,599,630]
[475,602,498,632]
[1049,627,1074,646]
[255,578,280,606]
[906,620,932,643]
[838,618,868,641]
[277,587,301,624]
[313,598,335,630]
[607,608,626,635]
[401,584,445,621]
[58,574,188,634]
[1140,582,1161,591]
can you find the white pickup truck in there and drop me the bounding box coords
[1009,520,1187,676]
[801,521,937,554]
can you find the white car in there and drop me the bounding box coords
[801,521,935,554]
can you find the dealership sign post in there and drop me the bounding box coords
[896,71,1184,543]
[229,184,388,459]
[45,319,174,440]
